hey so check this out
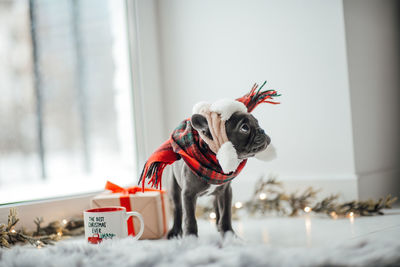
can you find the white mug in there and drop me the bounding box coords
[84,206,144,244]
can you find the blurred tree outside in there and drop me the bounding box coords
[0,0,135,202]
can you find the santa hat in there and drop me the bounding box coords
[192,81,280,173]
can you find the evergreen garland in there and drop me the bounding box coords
[197,176,398,220]
[0,209,83,248]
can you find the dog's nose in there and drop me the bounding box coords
[265,134,271,145]
[254,129,270,145]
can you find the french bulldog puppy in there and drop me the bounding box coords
[167,111,271,238]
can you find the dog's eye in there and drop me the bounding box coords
[240,124,250,133]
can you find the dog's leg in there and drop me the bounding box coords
[216,183,234,234]
[213,197,220,226]
[167,175,183,239]
[175,163,209,237]
[183,190,199,236]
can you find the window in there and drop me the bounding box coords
[0,0,136,204]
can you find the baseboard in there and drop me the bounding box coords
[231,171,359,203]
[232,170,399,204]
[358,168,400,201]
[277,176,359,202]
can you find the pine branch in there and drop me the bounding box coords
[0,209,84,248]
[196,175,398,220]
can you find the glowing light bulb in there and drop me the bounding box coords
[304,206,311,213]
[36,240,43,249]
[330,211,338,219]
[348,212,355,224]
[234,202,243,209]
[10,229,16,233]
[62,219,68,225]
[209,212,217,219]
[57,231,63,237]
[259,193,267,200]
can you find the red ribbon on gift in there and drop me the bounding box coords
[105,181,167,237]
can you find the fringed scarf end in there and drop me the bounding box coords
[138,161,168,191]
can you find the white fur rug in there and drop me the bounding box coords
[1,232,400,267]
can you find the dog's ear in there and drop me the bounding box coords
[191,114,212,139]
[191,114,208,131]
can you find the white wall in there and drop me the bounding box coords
[155,0,357,201]
[131,0,400,202]
[343,0,400,200]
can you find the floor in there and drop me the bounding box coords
[1,209,399,267]
[198,209,400,247]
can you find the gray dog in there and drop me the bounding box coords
[138,84,279,239]
[166,111,271,238]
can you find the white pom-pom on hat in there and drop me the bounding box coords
[216,142,242,173]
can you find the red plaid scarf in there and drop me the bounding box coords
[139,119,247,190]
[139,82,280,190]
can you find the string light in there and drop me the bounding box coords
[347,212,355,224]
[10,229,16,233]
[36,240,43,249]
[57,231,63,237]
[346,212,355,218]
[234,202,243,209]
[304,206,312,213]
[330,211,338,219]
[259,193,267,200]
[62,219,68,225]
[209,212,217,219]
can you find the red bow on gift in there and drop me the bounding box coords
[105,181,165,195]
[104,181,167,237]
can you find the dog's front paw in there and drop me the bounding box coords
[221,230,244,246]
[220,229,235,237]
[183,228,198,237]
[217,223,234,234]
[167,227,183,239]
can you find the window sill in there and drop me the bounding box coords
[0,173,135,230]
[0,192,100,231]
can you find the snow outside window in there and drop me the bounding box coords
[0,0,136,204]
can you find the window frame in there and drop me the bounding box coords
[0,0,166,228]
[0,0,146,227]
